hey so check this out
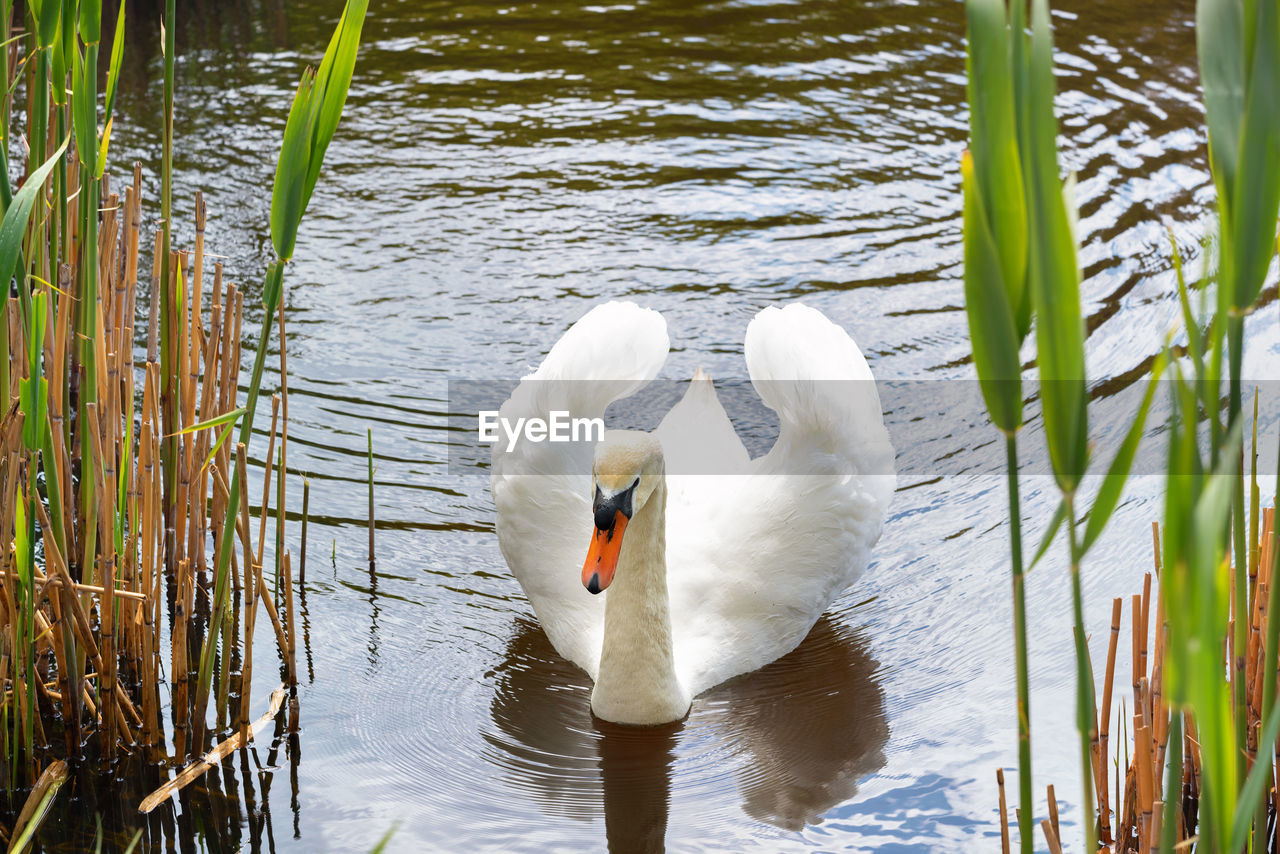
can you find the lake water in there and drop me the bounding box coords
[43,0,1280,850]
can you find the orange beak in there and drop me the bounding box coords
[582,512,628,594]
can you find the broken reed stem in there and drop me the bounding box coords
[1046,784,1059,843]
[368,428,375,566]
[139,686,286,815]
[997,768,1011,854]
[0,572,146,602]
[300,479,309,586]
[1040,819,1064,854]
[284,551,298,698]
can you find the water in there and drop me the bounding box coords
[39,0,1280,850]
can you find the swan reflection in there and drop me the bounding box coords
[485,615,887,850]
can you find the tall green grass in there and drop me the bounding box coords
[965,0,1280,851]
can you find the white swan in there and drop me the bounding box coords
[490,301,895,725]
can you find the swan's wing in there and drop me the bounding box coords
[654,369,750,476]
[492,301,669,678]
[669,304,895,696]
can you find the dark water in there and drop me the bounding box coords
[36,0,1280,850]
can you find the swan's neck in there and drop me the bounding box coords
[592,477,690,725]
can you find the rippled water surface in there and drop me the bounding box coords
[54,0,1280,850]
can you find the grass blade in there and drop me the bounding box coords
[1078,353,1165,556]
[962,152,1023,433]
[0,137,70,290]
[270,71,316,262]
[1225,0,1280,310]
[302,0,369,213]
[102,2,126,123]
[1024,0,1088,492]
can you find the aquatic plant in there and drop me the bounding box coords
[964,0,1152,847]
[0,0,367,840]
[967,0,1280,851]
[960,0,1033,844]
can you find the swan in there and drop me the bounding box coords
[490,301,895,725]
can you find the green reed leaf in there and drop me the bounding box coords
[95,117,113,180]
[1162,387,1239,852]
[302,0,369,215]
[18,290,49,451]
[201,422,236,474]
[71,42,95,171]
[270,70,316,261]
[1189,423,1240,853]
[0,136,70,289]
[29,0,61,49]
[1170,229,1207,379]
[270,0,368,262]
[18,378,47,453]
[78,0,102,44]
[169,406,245,438]
[962,152,1023,432]
[49,0,74,106]
[1024,0,1088,492]
[1198,0,1245,210]
[965,0,1030,340]
[103,2,126,122]
[1029,496,1066,570]
[1079,353,1165,556]
[369,825,399,854]
[1226,0,1280,311]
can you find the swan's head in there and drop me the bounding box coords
[582,431,664,595]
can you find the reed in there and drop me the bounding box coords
[966,0,1280,851]
[991,504,1278,853]
[963,1,1159,846]
[367,427,375,566]
[961,0,1035,843]
[0,0,369,837]
[301,478,310,586]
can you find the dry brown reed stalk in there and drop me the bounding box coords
[0,163,304,800]
[300,479,310,586]
[1047,784,1060,842]
[997,768,1011,854]
[138,685,286,815]
[284,552,297,692]
[1035,508,1279,853]
[1041,818,1065,854]
[1100,597,1121,845]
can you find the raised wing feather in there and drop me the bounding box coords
[491,301,669,677]
[668,304,896,695]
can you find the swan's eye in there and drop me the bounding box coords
[631,477,640,491]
